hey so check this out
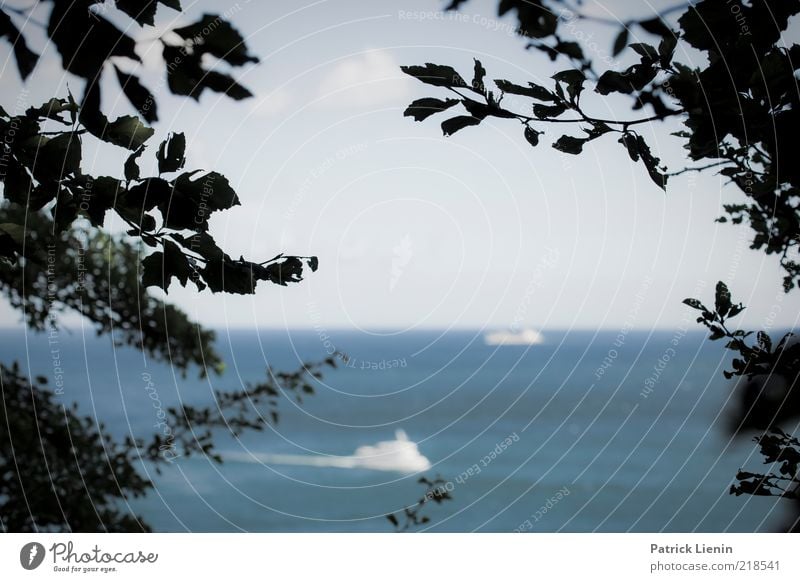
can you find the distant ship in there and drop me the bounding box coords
[227,429,431,473]
[484,328,544,346]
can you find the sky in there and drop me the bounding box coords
[1,0,799,333]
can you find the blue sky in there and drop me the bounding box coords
[2,0,799,333]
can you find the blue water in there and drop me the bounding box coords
[1,328,790,532]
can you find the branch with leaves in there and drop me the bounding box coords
[686,281,800,503]
[386,476,453,531]
[149,356,343,465]
[402,0,800,288]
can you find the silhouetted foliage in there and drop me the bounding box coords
[403,0,800,530]
[153,356,343,465]
[686,282,800,518]
[404,0,800,288]
[0,363,151,532]
[386,476,453,532]
[0,1,323,531]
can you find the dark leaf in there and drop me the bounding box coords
[638,17,673,38]
[554,41,583,61]
[47,5,139,79]
[715,281,732,316]
[757,331,772,353]
[105,116,155,150]
[201,71,253,100]
[658,35,678,68]
[533,102,567,119]
[552,135,587,155]
[114,65,158,123]
[551,69,585,102]
[400,63,467,88]
[80,176,123,227]
[524,126,541,147]
[629,43,658,61]
[141,240,193,291]
[472,58,486,89]
[494,79,557,102]
[159,171,240,230]
[612,28,629,57]
[40,132,81,177]
[0,10,39,79]
[173,14,259,66]
[619,133,640,161]
[441,115,481,136]
[124,146,145,182]
[157,132,186,174]
[403,98,459,122]
[25,98,77,123]
[682,298,705,310]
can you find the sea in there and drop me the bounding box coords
[1,327,792,532]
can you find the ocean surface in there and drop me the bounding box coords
[1,328,791,532]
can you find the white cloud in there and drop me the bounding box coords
[315,49,410,109]
[249,86,293,117]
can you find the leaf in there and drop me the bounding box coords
[125,177,172,212]
[709,325,726,341]
[612,28,629,57]
[105,116,155,150]
[638,17,673,38]
[619,133,640,161]
[162,45,253,101]
[25,98,77,123]
[596,63,658,95]
[80,177,123,227]
[0,10,39,79]
[441,115,481,136]
[472,58,486,89]
[173,14,259,66]
[658,35,678,68]
[634,135,668,190]
[400,63,467,88]
[629,43,658,61]
[494,79,557,102]
[159,171,240,230]
[170,232,225,264]
[533,102,567,119]
[554,41,583,61]
[114,65,158,123]
[403,98,459,122]
[757,331,772,353]
[200,258,260,294]
[201,71,253,100]
[307,257,319,272]
[552,135,587,155]
[715,281,732,316]
[125,146,145,182]
[524,126,541,147]
[141,240,193,292]
[682,298,705,310]
[47,5,139,79]
[551,69,586,102]
[157,133,186,174]
[728,304,745,318]
[259,256,305,286]
[386,514,399,527]
[40,132,81,177]
[619,133,667,190]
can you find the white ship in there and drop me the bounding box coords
[484,328,544,346]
